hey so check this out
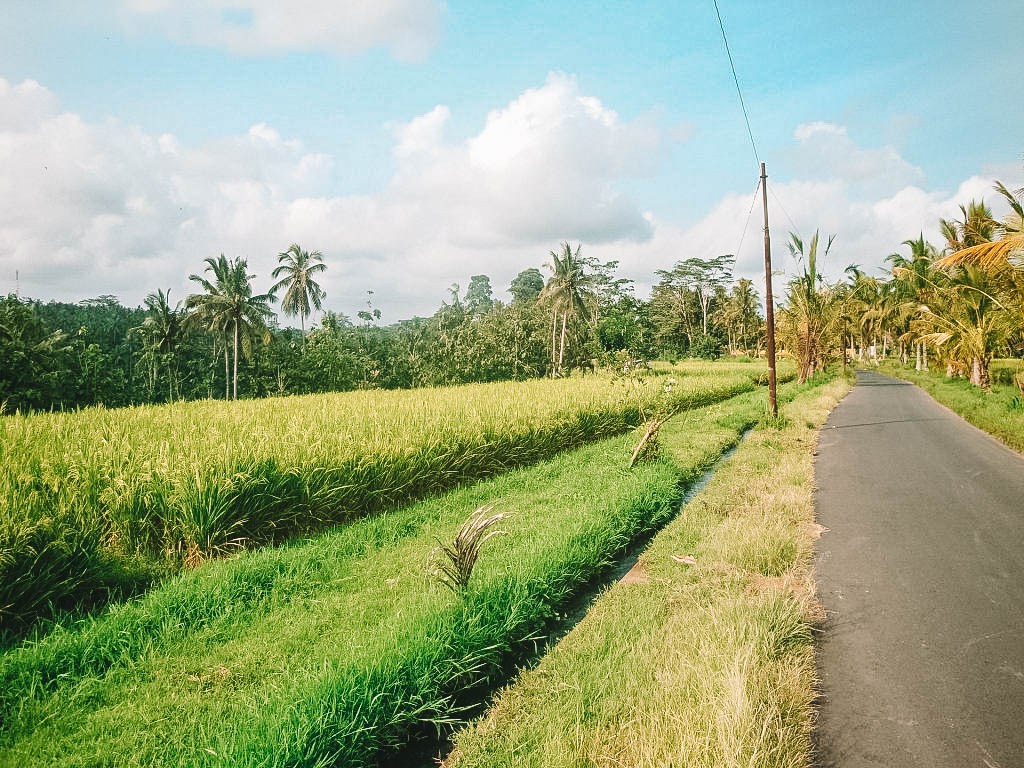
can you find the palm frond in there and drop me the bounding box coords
[933,233,1024,270]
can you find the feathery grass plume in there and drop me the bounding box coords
[431,505,506,592]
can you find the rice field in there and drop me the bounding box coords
[1,362,789,634]
[0,379,810,767]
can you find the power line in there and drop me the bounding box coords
[734,178,762,260]
[769,185,802,239]
[712,0,759,169]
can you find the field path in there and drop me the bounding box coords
[814,369,1024,767]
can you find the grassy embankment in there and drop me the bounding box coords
[1,376,811,767]
[446,375,852,768]
[2,363,793,634]
[879,359,1024,452]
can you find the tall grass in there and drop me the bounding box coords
[1,366,783,634]
[0,384,788,766]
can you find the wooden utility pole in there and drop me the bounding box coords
[761,162,778,418]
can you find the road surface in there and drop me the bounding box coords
[814,370,1024,767]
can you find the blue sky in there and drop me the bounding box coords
[1,0,1021,317]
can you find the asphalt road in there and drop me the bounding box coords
[814,370,1024,768]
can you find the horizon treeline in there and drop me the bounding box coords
[0,244,764,413]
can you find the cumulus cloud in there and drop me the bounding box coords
[0,74,661,316]
[391,72,659,247]
[786,120,925,198]
[119,0,443,61]
[1,73,1021,319]
[588,171,1022,306]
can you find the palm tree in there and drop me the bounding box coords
[939,199,996,255]
[842,266,885,361]
[539,242,596,375]
[936,181,1024,271]
[270,244,326,348]
[913,265,1009,389]
[887,234,939,369]
[137,289,182,400]
[780,230,842,383]
[718,278,758,354]
[186,255,274,400]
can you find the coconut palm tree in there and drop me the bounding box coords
[270,244,327,348]
[539,242,596,375]
[718,278,759,354]
[137,289,182,400]
[936,181,1024,271]
[939,199,996,254]
[779,230,842,382]
[186,255,274,400]
[887,234,940,369]
[913,265,1010,389]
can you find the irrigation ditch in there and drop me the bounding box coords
[388,431,751,768]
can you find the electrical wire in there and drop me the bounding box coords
[734,178,762,260]
[769,185,802,240]
[712,0,760,170]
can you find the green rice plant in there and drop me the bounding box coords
[0,385,793,766]
[1,364,786,632]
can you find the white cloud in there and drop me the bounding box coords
[1,75,1021,320]
[787,120,925,198]
[119,0,443,61]
[0,74,661,316]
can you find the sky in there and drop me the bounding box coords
[1,0,1022,320]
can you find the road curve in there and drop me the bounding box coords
[814,369,1024,768]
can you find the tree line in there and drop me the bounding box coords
[7,171,1018,414]
[1,244,763,412]
[777,178,1024,389]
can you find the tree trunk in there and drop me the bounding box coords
[915,343,922,371]
[550,310,558,376]
[946,363,955,378]
[558,312,568,371]
[300,312,306,350]
[923,343,928,371]
[224,343,230,400]
[233,319,239,400]
[970,358,990,390]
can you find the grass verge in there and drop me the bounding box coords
[878,361,1024,453]
[0,380,810,767]
[445,375,851,768]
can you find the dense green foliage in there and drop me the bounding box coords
[774,178,1024,387]
[1,244,769,413]
[1,364,786,635]
[0,380,806,767]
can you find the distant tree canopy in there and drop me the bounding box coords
[509,268,544,303]
[1,241,776,412]
[465,275,494,314]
